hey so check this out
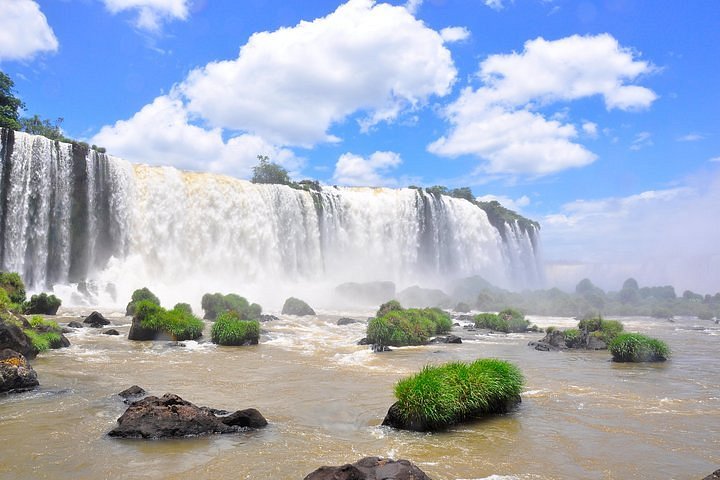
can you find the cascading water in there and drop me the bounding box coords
[0,130,542,308]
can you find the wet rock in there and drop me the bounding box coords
[84,311,110,328]
[357,337,371,345]
[281,297,315,316]
[702,469,720,479]
[530,330,568,351]
[108,393,267,438]
[67,321,84,329]
[429,335,462,344]
[103,329,120,336]
[372,345,392,353]
[303,457,432,480]
[259,314,279,323]
[0,316,35,359]
[337,317,360,326]
[0,349,39,394]
[118,385,146,399]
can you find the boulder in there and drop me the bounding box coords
[281,297,315,316]
[259,314,279,322]
[529,330,568,352]
[84,311,110,328]
[396,286,450,309]
[103,329,120,336]
[0,317,35,359]
[429,335,462,344]
[108,393,267,438]
[127,318,173,341]
[67,321,84,328]
[702,469,720,480]
[337,317,360,326]
[118,385,146,399]
[303,457,432,480]
[0,349,39,393]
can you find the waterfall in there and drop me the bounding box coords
[0,130,542,307]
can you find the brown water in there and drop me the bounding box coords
[1,309,718,480]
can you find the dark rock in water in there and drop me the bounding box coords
[585,335,607,350]
[118,385,146,399]
[303,457,432,480]
[165,342,186,348]
[453,322,460,327]
[528,340,555,351]
[372,344,392,352]
[334,281,396,306]
[0,316,35,359]
[259,314,279,323]
[108,393,267,438]
[531,329,606,352]
[103,329,120,336]
[530,330,567,351]
[0,349,39,393]
[337,317,360,326]
[397,285,450,309]
[84,311,110,328]
[429,335,462,344]
[357,337,370,345]
[455,314,474,322]
[57,335,71,348]
[281,297,315,316]
[702,469,720,480]
[67,321,84,328]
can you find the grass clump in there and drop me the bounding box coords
[367,304,452,347]
[202,292,262,320]
[474,308,530,333]
[391,359,523,431]
[134,300,204,341]
[578,316,624,343]
[609,333,670,362]
[22,316,64,352]
[210,311,260,346]
[125,287,160,316]
[0,271,26,304]
[23,292,62,315]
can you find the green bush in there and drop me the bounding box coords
[563,328,580,343]
[545,326,557,333]
[474,312,503,330]
[474,308,530,333]
[367,307,451,346]
[609,333,670,362]
[202,292,262,320]
[376,300,403,318]
[173,303,193,315]
[210,311,260,346]
[134,300,203,341]
[0,271,26,304]
[0,288,11,310]
[392,359,523,430]
[22,317,64,352]
[24,293,62,315]
[578,316,624,343]
[126,287,160,316]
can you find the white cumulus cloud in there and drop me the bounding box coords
[102,0,190,31]
[484,0,506,10]
[476,194,530,212]
[440,26,470,43]
[333,151,402,187]
[0,0,58,61]
[179,0,457,146]
[429,34,656,176]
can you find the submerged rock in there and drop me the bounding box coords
[118,385,146,399]
[337,317,360,326]
[429,335,462,344]
[108,393,267,438]
[281,297,315,316]
[103,329,120,336]
[259,314,279,323]
[67,321,84,329]
[303,457,432,480]
[530,329,607,352]
[84,311,110,328]
[0,349,39,393]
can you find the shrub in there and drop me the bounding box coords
[498,308,530,332]
[133,300,203,341]
[210,311,260,346]
[28,315,61,332]
[24,293,62,315]
[474,313,503,330]
[545,326,557,333]
[126,287,160,316]
[563,328,580,344]
[474,308,530,333]
[391,358,523,431]
[376,300,403,318]
[202,292,262,320]
[578,316,624,343]
[0,288,10,310]
[367,307,451,347]
[173,303,193,315]
[22,317,64,352]
[0,271,26,304]
[609,333,670,362]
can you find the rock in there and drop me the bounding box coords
[528,340,555,352]
[127,318,174,341]
[67,321,84,328]
[454,302,471,313]
[585,335,607,350]
[702,469,720,480]
[0,318,35,359]
[429,335,462,344]
[259,314,279,323]
[303,457,432,480]
[372,344,392,352]
[334,281,396,306]
[337,317,360,326]
[103,329,120,336]
[118,385,146,399]
[530,330,568,351]
[396,285,450,309]
[0,349,39,394]
[281,297,315,316]
[84,311,110,328]
[108,393,267,438]
[24,293,62,315]
[357,337,371,345]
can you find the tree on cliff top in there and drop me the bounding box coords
[0,71,24,130]
[251,155,291,185]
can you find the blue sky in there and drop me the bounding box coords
[1,0,719,293]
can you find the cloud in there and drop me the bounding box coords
[404,0,423,14]
[710,156,720,163]
[440,26,470,43]
[332,151,402,187]
[179,0,456,146]
[542,168,720,293]
[582,121,598,137]
[429,34,657,175]
[91,95,301,178]
[484,0,506,10]
[677,133,704,142]
[476,194,530,212]
[101,0,190,31]
[630,131,653,151]
[0,0,58,61]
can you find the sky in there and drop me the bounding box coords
[1,0,719,294]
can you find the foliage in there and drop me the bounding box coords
[0,288,10,310]
[28,315,61,332]
[0,271,26,304]
[251,155,291,185]
[475,200,540,235]
[24,293,62,315]
[202,292,262,320]
[126,287,160,316]
[210,311,260,346]
[608,333,670,362]
[22,329,61,353]
[393,358,523,430]
[0,71,24,130]
[577,316,624,343]
[376,300,403,318]
[173,303,193,315]
[367,307,451,347]
[19,115,66,141]
[563,328,580,343]
[133,300,204,341]
[474,309,530,333]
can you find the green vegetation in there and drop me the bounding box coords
[0,271,26,305]
[562,328,580,344]
[201,292,262,320]
[125,287,161,316]
[252,155,292,185]
[0,288,11,310]
[0,72,23,130]
[23,316,63,352]
[578,316,624,343]
[609,333,670,362]
[473,308,530,333]
[210,311,260,346]
[367,304,452,347]
[24,293,62,315]
[392,359,523,430]
[133,300,204,341]
[173,303,193,315]
[376,300,403,318]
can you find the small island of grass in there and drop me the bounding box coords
[127,292,204,341]
[211,311,260,346]
[366,302,451,347]
[608,333,670,362]
[382,358,524,431]
[473,308,531,333]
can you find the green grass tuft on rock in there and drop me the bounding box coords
[134,300,204,341]
[474,308,530,333]
[210,311,260,346]
[608,333,670,362]
[367,305,451,347]
[392,358,523,431]
[125,287,160,316]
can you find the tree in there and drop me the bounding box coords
[251,155,291,185]
[618,277,640,304]
[19,114,65,140]
[0,71,24,130]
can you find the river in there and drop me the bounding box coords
[1,310,718,479]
